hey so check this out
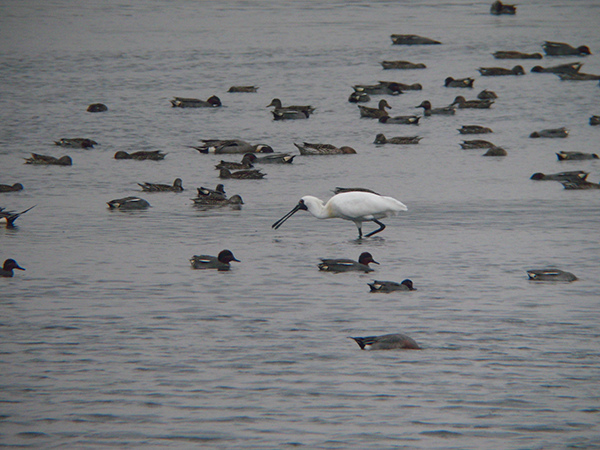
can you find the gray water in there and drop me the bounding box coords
[1,1,600,449]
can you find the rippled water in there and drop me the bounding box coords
[1,1,599,448]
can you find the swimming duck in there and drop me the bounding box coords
[459,125,493,134]
[0,183,24,192]
[368,279,416,293]
[527,269,577,282]
[138,178,183,192]
[358,99,392,118]
[390,34,441,45]
[318,252,379,273]
[561,180,600,190]
[445,77,474,88]
[477,89,498,100]
[460,140,495,149]
[107,197,150,210]
[591,116,600,126]
[114,150,165,161]
[416,100,456,116]
[542,41,591,57]
[87,103,107,112]
[478,65,525,76]
[529,127,569,138]
[1,259,25,277]
[190,250,239,271]
[193,139,274,154]
[348,91,371,103]
[557,72,600,81]
[482,146,507,156]
[266,98,315,114]
[530,171,589,182]
[170,96,222,107]
[556,151,599,161]
[219,168,265,179]
[54,138,98,148]
[215,154,255,170]
[451,96,494,109]
[490,1,516,15]
[250,153,295,164]
[379,115,421,125]
[531,62,582,74]
[227,86,258,93]
[374,134,421,145]
[193,194,244,207]
[493,51,542,59]
[294,142,357,155]
[381,60,426,70]
[196,184,227,200]
[271,109,310,120]
[350,333,421,350]
[24,153,72,166]
[0,205,35,227]
[353,83,402,95]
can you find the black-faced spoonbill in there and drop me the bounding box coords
[272,191,407,238]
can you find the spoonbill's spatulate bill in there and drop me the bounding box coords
[272,191,407,238]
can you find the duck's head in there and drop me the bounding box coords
[3,259,25,272]
[577,45,591,55]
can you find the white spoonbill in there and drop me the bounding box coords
[272,191,407,238]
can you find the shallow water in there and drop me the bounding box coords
[1,1,600,449]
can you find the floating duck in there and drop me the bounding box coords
[359,99,392,118]
[138,178,183,192]
[348,91,370,103]
[24,153,72,166]
[368,279,416,293]
[379,115,421,125]
[0,205,35,227]
[531,62,582,74]
[490,1,516,15]
[460,140,495,149]
[482,146,507,156]
[527,269,577,282]
[272,109,310,120]
[193,139,273,154]
[451,96,494,109]
[530,171,589,182]
[478,65,525,76]
[87,103,107,112]
[107,197,150,210]
[195,184,227,200]
[557,72,600,81]
[250,153,295,164]
[477,90,498,99]
[416,100,456,116]
[374,134,421,145]
[170,96,221,107]
[215,154,255,170]
[0,259,25,277]
[0,183,24,192]
[445,77,474,88]
[493,51,542,59]
[590,116,600,126]
[542,41,591,57]
[219,168,265,179]
[381,60,426,70]
[293,142,356,155]
[556,151,599,161]
[193,194,244,207]
[318,252,379,273]
[561,180,600,190]
[350,333,421,350]
[390,34,441,45]
[54,138,98,148]
[353,83,402,95]
[459,125,493,134]
[266,98,315,114]
[114,150,165,161]
[529,127,569,138]
[227,86,258,93]
[190,250,239,271]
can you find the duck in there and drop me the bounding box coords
[379,115,421,125]
[529,127,569,138]
[196,184,227,200]
[561,180,600,190]
[493,51,542,59]
[458,125,493,134]
[477,89,498,100]
[530,171,589,182]
[1,259,25,277]
[368,279,416,293]
[478,65,525,76]
[352,83,402,95]
[193,194,244,207]
[557,72,600,81]
[381,60,426,70]
[460,140,495,149]
[445,77,474,88]
[556,151,599,161]
[107,197,150,210]
[87,103,107,112]
[0,183,24,193]
[542,41,591,57]
[374,134,421,145]
[293,142,357,155]
[170,95,221,107]
[249,153,295,164]
[416,100,456,116]
[192,139,273,154]
[219,168,265,179]
[531,62,582,74]
[215,154,255,170]
[318,252,379,273]
[114,150,165,161]
[266,98,315,114]
[350,333,421,350]
[190,250,239,271]
[490,1,516,15]
[451,96,494,109]
[527,269,577,282]
[24,153,72,166]
[348,91,371,103]
[390,34,441,45]
[380,81,422,91]
[358,99,392,118]
[271,109,310,120]
[138,178,183,192]
[591,116,600,126]
[0,205,35,227]
[482,146,507,156]
[54,138,98,148]
[227,86,258,93]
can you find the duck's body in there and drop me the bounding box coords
[416,100,456,116]
[591,116,600,126]
[318,252,379,273]
[390,34,441,45]
[272,109,310,120]
[530,171,589,182]
[451,96,494,109]
[87,103,107,112]
[350,333,421,350]
[190,250,239,271]
[478,65,525,76]
[251,153,295,164]
[493,51,541,59]
[138,178,183,192]
[379,115,421,125]
[368,279,416,293]
[529,127,569,138]
[348,91,371,103]
[381,60,426,70]
[228,86,258,93]
[193,194,244,207]
[542,41,591,57]
[490,1,516,15]
[374,134,421,145]
[266,98,315,114]
[219,168,265,179]
[193,139,273,154]
[358,99,392,118]
[482,146,507,156]
[460,140,495,149]
[171,95,221,107]
[107,197,150,210]
[527,269,577,282]
[477,89,498,100]
[561,180,600,190]
[1,259,25,277]
[459,125,493,134]
[557,151,599,161]
[215,154,255,170]
[294,142,356,155]
[272,191,407,238]
[445,77,474,88]
[114,150,165,161]
[352,83,400,95]
[196,184,226,201]
[0,205,35,227]
[531,62,582,74]
[24,153,72,166]
[557,72,600,81]
[54,138,98,148]
[0,183,24,193]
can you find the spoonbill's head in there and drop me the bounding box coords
[272,199,309,230]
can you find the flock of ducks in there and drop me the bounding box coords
[1,1,596,350]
